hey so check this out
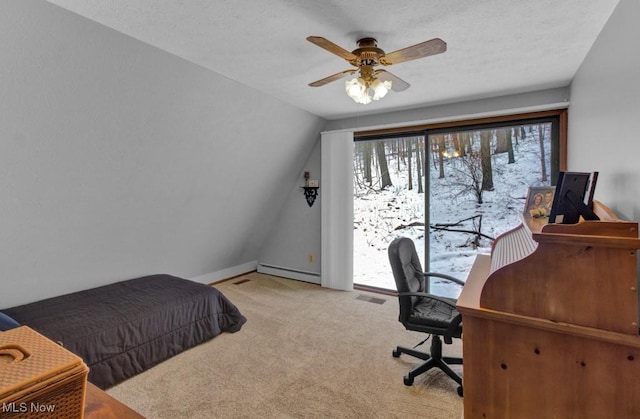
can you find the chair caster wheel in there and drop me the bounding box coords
[403,376,414,386]
[457,386,463,397]
[392,349,401,358]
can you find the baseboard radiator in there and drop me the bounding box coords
[257,264,321,285]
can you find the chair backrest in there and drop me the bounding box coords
[388,237,425,322]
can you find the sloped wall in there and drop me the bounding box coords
[258,139,322,283]
[0,0,324,307]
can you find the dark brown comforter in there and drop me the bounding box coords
[3,274,246,389]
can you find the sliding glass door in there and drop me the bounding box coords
[353,134,426,291]
[353,111,564,296]
[426,120,559,293]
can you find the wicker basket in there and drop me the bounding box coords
[0,326,88,418]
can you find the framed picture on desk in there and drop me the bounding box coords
[524,186,555,218]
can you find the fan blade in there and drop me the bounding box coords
[307,36,357,62]
[309,69,356,87]
[375,70,410,92]
[380,38,447,65]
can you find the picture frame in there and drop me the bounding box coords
[524,186,556,218]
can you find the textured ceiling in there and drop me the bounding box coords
[45,0,620,120]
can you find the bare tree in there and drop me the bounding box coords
[451,133,462,157]
[495,128,509,154]
[376,141,392,189]
[448,152,484,204]
[538,124,548,182]
[363,142,372,185]
[494,128,515,165]
[480,130,494,191]
[507,128,515,164]
[436,135,446,178]
[429,137,439,170]
[459,132,471,157]
[514,125,521,146]
[406,138,413,190]
[416,138,424,194]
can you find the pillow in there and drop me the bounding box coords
[0,311,20,331]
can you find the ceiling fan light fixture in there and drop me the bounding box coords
[358,94,372,105]
[345,77,364,96]
[345,77,370,104]
[345,75,391,104]
[371,78,391,100]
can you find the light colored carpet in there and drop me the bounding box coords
[107,272,464,418]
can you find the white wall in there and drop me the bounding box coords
[0,0,325,307]
[257,138,322,283]
[567,0,640,221]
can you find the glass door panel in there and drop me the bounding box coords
[353,135,426,291]
[427,123,555,297]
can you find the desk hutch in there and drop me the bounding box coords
[457,201,640,418]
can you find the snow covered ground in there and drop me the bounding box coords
[353,126,551,298]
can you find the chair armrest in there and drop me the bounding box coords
[422,272,465,286]
[443,313,463,343]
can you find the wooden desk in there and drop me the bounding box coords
[457,203,640,418]
[85,382,144,419]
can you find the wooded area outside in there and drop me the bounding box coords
[354,122,553,292]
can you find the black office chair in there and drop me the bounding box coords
[388,237,464,396]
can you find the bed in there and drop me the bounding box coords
[1,274,246,389]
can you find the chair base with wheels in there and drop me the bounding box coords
[392,335,463,396]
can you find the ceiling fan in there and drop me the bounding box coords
[306,36,447,104]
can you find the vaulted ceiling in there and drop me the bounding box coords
[46,0,620,120]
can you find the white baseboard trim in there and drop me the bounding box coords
[191,260,258,285]
[257,264,321,285]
